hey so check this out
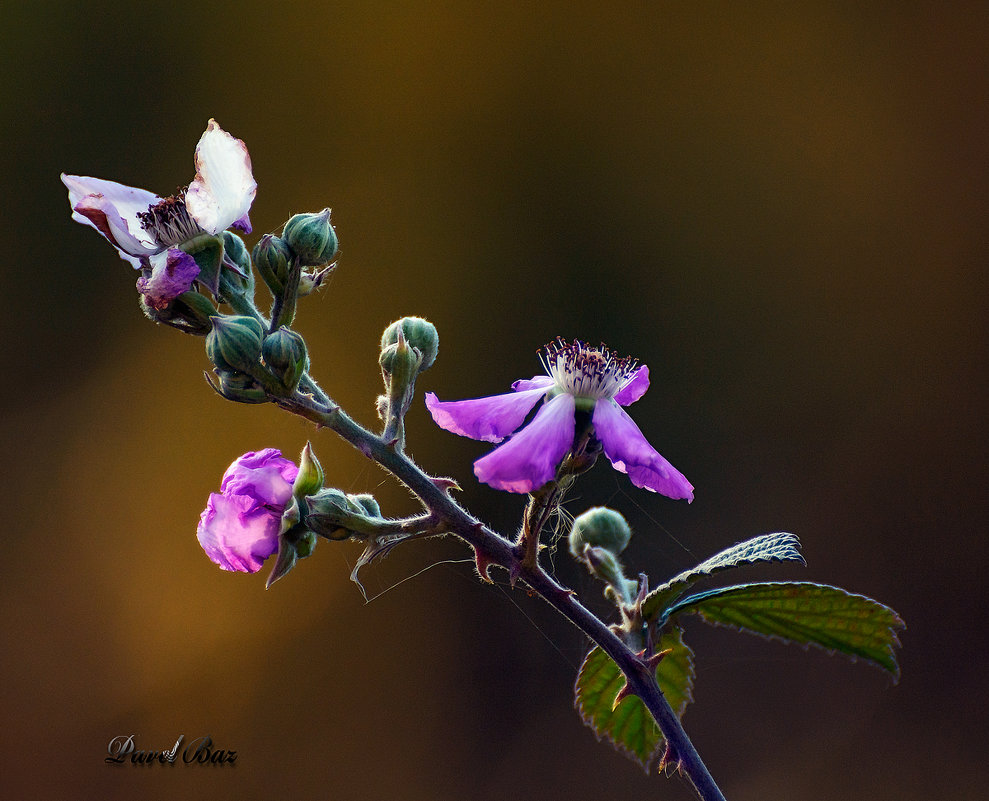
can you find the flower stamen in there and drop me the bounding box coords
[541,338,639,400]
[137,188,204,247]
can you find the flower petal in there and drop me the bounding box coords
[135,249,201,310]
[425,385,548,443]
[511,375,555,393]
[592,399,694,501]
[197,492,280,572]
[61,173,161,263]
[613,365,649,406]
[185,120,257,235]
[220,448,298,507]
[474,393,576,493]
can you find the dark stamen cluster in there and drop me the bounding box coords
[136,187,203,247]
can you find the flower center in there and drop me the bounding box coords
[136,189,204,247]
[540,338,638,400]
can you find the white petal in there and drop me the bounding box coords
[61,173,161,262]
[185,120,257,235]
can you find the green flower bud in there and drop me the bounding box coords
[568,507,633,559]
[292,442,324,499]
[219,231,255,299]
[581,545,626,586]
[262,326,309,391]
[209,370,269,404]
[222,231,251,274]
[252,234,292,295]
[282,208,338,267]
[379,338,423,378]
[381,317,439,371]
[205,315,265,375]
[306,488,375,540]
[348,493,381,518]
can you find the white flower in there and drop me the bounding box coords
[61,120,257,307]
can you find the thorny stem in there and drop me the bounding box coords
[274,385,727,801]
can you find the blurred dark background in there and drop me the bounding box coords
[2,2,986,799]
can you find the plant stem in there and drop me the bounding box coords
[275,388,727,801]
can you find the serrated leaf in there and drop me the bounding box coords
[668,581,905,680]
[642,533,804,623]
[574,628,694,772]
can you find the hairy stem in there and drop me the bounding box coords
[275,388,727,801]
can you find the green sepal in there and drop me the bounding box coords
[642,532,804,624]
[181,234,224,295]
[293,442,324,499]
[266,500,319,587]
[574,628,695,772]
[667,581,906,681]
[173,290,218,333]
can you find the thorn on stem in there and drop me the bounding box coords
[658,740,683,776]
[474,546,496,583]
[612,681,635,710]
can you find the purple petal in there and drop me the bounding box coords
[613,365,650,406]
[592,399,694,501]
[231,212,253,234]
[197,492,280,572]
[425,386,549,443]
[220,448,298,507]
[474,393,576,493]
[185,119,257,235]
[511,375,555,393]
[135,249,201,310]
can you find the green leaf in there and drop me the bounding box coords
[668,582,905,681]
[642,532,803,623]
[574,628,694,772]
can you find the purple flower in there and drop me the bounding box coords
[426,339,694,500]
[197,449,299,573]
[61,119,256,309]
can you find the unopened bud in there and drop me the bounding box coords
[282,208,338,266]
[381,317,439,371]
[206,315,265,375]
[262,326,309,391]
[252,234,292,295]
[212,370,268,404]
[222,231,251,275]
[349,493,381,518]
[306,488,378,540]
[568,507,632,559]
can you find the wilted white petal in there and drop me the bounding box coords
[185,119,257,235]
[61,173,161,264]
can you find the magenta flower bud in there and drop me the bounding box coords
[197,449,299,573]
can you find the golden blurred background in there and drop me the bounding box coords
[2,2,987,799]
